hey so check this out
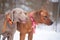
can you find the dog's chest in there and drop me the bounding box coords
[6,21,16,32]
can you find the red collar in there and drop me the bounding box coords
[29,12,36,33]
[7,18,13,25]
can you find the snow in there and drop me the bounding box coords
[1,24,60,40]
[13,28,60,40]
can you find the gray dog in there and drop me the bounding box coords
[0,8,28,40]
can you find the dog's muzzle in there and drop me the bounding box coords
[18,18,27,23]
[50,22,53,25]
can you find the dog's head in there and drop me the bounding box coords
[34,9,53,25]
[12,8,28,23]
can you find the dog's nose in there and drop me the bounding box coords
[50,22,53,25]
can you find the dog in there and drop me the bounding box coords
[17,9,53,40]
[0,8,28,40]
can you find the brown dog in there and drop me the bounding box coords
[17,9,53,40]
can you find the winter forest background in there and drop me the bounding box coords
[0,0,60,40]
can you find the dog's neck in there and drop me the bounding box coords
[29,11,40,24]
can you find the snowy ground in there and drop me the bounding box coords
[14,28,60,40]
[1,28,60,40]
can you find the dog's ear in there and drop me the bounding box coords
[33,10,41,20]
[40,9,48,16]
[11,10,16,22]
[35,10,41,17]
[38,9,45,15]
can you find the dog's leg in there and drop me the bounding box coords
[28,31,33,40]
[20,33,26,40]
[2,36,6,40]
[2,35,7,40]
[7,35,13,40]
[7,33,13,40]
[2,32,8,40]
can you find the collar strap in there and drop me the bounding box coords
[7,18,13,25]
[30,15,36,33]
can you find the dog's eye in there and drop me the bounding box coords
[25,13,27,15]
[44,16,48,18]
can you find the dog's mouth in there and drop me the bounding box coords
[46,22,53,25]
[19,18,27,23]
[22,21,26,23]
[49,22,53,25]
